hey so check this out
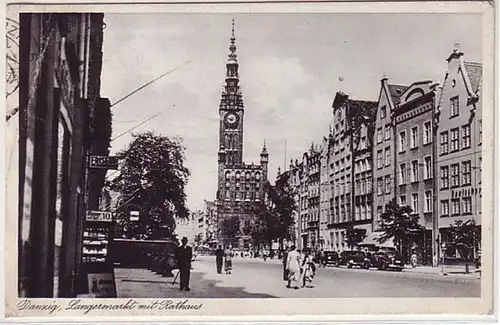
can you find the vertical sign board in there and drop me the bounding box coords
[81,210,116,298]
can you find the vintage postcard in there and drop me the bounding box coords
[3,0,495,321]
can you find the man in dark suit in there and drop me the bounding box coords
[176,237,193,291]
[215,245,224,274]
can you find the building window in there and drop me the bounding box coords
[384,147,391,166]
[410,126,418,149]
[399,163,406,185]
[377,127,383,144]
[450,96,459,117]
[377,178,383,195]
[411,160,419,183]
[377,150,383,169]
[423,121,432,144]
[384,125,391,141]
[462,124,471,149]
[424,190,433,213]
[440,166,449,189]
[360,136,367,150]
[462,161,472,185]
[381,106,386,118]
[377,206,383,221]
[399,195,407,206]
[451,163,460,187]
[462,197,472,214]
[411,193,419,213]
[450,128,459,152]
[424,156,432,180]
[441,200,449,216]
[451,198,460,215]
[440,131,449,155]
[478,120,482,145]
[399,130,407,153]
[385,175,391,194]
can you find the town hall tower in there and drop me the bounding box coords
[216,20,269,249]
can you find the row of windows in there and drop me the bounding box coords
[376,147,391,169]
[398,156,433,185]
[440,121,481,155]
[398,190,434,214]
[398,121,432,153]
[439,160,477,189]
[224,171,262,181]
[376,124,392,144]
[440,197,472,216]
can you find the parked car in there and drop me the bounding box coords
[315,251,340,266]
[339,250,358,266]
[373,251,404,271]
[346,251,371,269]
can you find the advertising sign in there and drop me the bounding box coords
[86,210,113,222]
[130,211,140,221]
[88,155,119,169]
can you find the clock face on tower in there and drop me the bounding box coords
[224,112,239,128]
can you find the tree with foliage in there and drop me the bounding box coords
[249,175,297,252]
[376,199,423,260]
[345,227,367,250]
[219,216,240,247]
[447,219,480,272]
[108,132,190,240]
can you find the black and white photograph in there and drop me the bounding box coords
[4,1,495,319]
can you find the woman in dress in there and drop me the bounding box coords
[301,249,316,288]
[224,246,233,274]
[286,245,301,289]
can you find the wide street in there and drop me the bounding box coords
[116,255,480,298]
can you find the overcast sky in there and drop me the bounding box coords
[101,13,482,211]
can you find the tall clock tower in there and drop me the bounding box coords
[219,20,244,167]
[216,20,270,249]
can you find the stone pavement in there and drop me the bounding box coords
[114,267,274,298]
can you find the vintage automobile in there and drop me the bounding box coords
[346,251,371,269]
[373,251,405,271]
[314,251,340,267]
[339,250,358,266]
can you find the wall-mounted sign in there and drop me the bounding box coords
[88,155,119,169]
[86,210,113,223]
[130,211,140,221]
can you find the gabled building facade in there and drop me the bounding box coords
[327,92,377,251]
[393,80,438,265]
[436,46,482,260]
[372,79,408,238]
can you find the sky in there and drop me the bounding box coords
[100,13,482,211]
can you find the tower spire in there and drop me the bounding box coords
[228,19,237,63]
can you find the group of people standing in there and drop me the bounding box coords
[283,245,317,289]
[215,245,234,274]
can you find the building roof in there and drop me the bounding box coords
[387,84,408,106]
[348,99,378,121]
[464,61,482,94]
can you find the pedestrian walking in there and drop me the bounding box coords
[176,237,193,291]
[411,251,418,268]
[301,249,316,288]
[224,246,234,274]
[286,245,301,290]
[282,247,289,282]
[215,245,224,274]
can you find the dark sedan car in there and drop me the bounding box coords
[339,250,358,266]
[346,251,371,269]
[322,251,340,266]
[373,251,405,271]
